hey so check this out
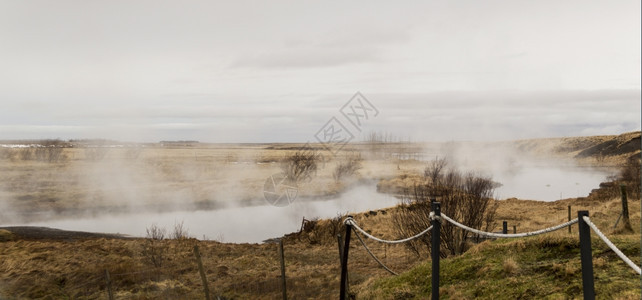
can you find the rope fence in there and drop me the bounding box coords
[440,214,578,238]
[582,216,641,275]
[346,216,433,244]
[351,227,399,275]
[340,204,641,300]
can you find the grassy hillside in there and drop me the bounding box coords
[357,234,640,299]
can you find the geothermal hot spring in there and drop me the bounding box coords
[9,164,614,243]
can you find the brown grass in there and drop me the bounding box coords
[0,134,639,298]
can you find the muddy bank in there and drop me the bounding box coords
[0,226,127,241]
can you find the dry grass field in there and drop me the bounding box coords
[0,132,639,299]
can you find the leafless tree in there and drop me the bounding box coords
[333,153,363,182]
[619,154,641,197]
[392,191,433,257]
[142,224,167,268]
[393,163,497,257]
[281,149,318,182]
[170,220,190,240]
[424,157,447,184]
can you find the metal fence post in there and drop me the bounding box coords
[431,202,441,300]
[578,211,595,300]
[502,221,508,234]
[340,217,352,300]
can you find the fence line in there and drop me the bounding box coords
[440,213,578,238]
[346,216,432,244]
[582,216,641,275]
[351,227,398,275]
[342,206,640,300]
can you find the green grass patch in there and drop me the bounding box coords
[359,235,640,299]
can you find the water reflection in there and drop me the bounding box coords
[12,165,614,243]
[20,185,398,243]
[494,165,613,201]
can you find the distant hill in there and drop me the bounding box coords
[512,131,640,165]
[573,131,640,160]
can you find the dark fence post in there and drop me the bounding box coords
[568,206,572,234]
[340,217,352,300]
[105,269,114,300]
[279,239,287,300]
[620,184,632,231]
[193,245,211,300]
[513,225,517,234]
[502,221,508,234]
[337,234,343,263]
[431,202,441,300]
[578,211,595,300]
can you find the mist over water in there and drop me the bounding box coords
[9,160,612,243]
[0,141,617,243]
[493,165,612,201]
[14,184,399,243]
[434,141,616,201]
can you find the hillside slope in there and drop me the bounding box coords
[513,131,640,166]
[357,235,640,299]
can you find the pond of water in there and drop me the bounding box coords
[8,164,614,243]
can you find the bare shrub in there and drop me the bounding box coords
[392,161,497,257]
[619,154,640,197]
[327,212,347,239]
[333,153,362,182]
[424,157,447,184]
[170,220,190,240]
[281,149,318,182]
[142,224,167,268]
[392,192,433,257]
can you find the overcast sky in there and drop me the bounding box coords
[0,1,639,143]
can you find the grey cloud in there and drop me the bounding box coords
[0,1,638,143]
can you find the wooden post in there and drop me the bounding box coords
[337,234,343,263]
[502,221,508,234]
[105,269,114,300]
[431,202,441,300]
[339,218,352,300]
[337,233,349,296]
[513,225,517,234]
[578,211,595,300]
[193,245,211,300]
[568,206,572,234]
[620,185,632,232]
[279,239,287,300]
